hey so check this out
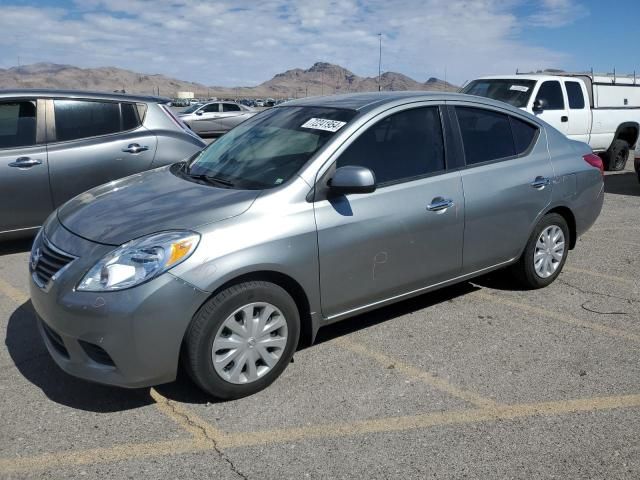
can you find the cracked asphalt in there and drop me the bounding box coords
[1,159,639,479]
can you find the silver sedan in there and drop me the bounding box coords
[179,101,256,136]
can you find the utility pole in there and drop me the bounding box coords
[378,33,382,91]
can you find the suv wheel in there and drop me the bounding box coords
[512,213,569,289]
[605,139,630,171]
[184,281,300,400]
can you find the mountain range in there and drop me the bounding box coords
[0,62,457,98]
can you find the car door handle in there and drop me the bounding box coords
[122,144,149,154]
[427,197,454,212]
[530,176,551,189]
[8,157,42,168]
[561,116,568,122]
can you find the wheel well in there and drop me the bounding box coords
[210,271,313,348]
[613,123,639,150]
[546,206,576,249]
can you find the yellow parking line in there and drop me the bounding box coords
[476,291,640,343]
[219,393,640,449]
[150,388,227,442]
[563,266,636,286]
[334,337,500,409]
[3,393,640,473]
[0,277,29,304]
[0,439,205,475]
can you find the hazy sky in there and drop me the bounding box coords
[0,0,637,86]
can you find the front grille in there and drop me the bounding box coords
[33,238,75,287]
[79,340,116,367]
[40,320,69,358]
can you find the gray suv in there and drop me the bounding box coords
[29,92,604,399]
[0,89,206,239]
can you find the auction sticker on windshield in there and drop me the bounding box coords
[301,118,347,132]
[509,85,529,92]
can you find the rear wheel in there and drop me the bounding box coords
[512,213,569,289]
[604,139,629,171]
[184,281,300,400]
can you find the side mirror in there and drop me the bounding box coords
[195,110,203,116]
[328,166,376,195]
[532,99,545,113]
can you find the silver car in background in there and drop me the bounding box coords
[0,89,206,239]
[30,92,604,400]
[179,101,257,136]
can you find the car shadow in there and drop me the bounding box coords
[5,301,154,412]
[470,270,530,292]
[604,171,639,197]
[7,282,482,409]
[0,237,33,256]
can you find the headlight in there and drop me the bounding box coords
[77,231,200,292]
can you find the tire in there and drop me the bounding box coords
[605,139,629,171]
[184,281,300,400]
[511,213,570,289]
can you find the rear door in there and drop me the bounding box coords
[315,105,464,318]
[218,103,250,131]
[0,99,53,232]
[563,80,591,143]
[451,104,553,273]
[46,99,158,207]
[532,80,569,135]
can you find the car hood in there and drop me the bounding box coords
[56,165,260,246]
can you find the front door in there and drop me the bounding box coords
[315,105,464,319]
[192,103,221,134]
[531,80,569,135]
[0,99,53,233]
[46,99,158,207]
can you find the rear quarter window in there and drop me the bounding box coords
[509,117,539,154]
[456,107,515,165]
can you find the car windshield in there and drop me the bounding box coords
[461,79,536,108]
[181,104,201,114]
[185,106,357,189]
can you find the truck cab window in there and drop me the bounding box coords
[535,81,564,110]
[565,82,585,109]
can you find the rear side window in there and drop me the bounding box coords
[54,100,120,141]
[535,81,565,110]
[222,104,241,112]
[510,117,538,154]
[456,107,515,164]
[337,106,445,184]
[565,81,585,109]
[0,101,36,149]
[121,103,141,130]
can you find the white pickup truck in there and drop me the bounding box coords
[461,73,640,171]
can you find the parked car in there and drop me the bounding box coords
[0,89,206,240]
[178,101,256,136]
[30,92,604,399]
[461,73,640,171]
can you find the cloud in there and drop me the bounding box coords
[527,0,589,27]
[0,0,585,86]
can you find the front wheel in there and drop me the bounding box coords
[184,281,300,400]
[511,213,569,289]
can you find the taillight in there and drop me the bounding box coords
[583,153,604,175]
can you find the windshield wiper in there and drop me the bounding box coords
[187,173,235,188]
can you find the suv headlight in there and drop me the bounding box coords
[77,231,200,292]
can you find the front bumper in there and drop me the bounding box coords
[30,217,210,388]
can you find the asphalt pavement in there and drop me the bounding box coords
[0,160,638,479]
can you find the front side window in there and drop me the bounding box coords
[201,103,220,113]
[185,106,357,189]
[0,101,36,149]
[54,100,121,141]
[456,107,515,164]
[336,106,445,184]
[565,81,585,109]
[535,81,565,110]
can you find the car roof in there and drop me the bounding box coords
[0,88,171,103]
[283,91,527,115]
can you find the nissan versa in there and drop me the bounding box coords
[30,92,604,399]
